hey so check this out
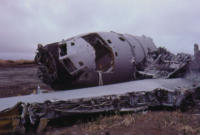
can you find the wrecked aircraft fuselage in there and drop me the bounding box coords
[34,32,164,89]
[35,31,196,90]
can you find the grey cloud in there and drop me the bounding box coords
[0,0,199,59]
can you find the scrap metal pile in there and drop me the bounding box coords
[140,47,192,78]
[0,32,200,134]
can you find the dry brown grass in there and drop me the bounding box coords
[81,111,200,135]
[81,113,136,134]
[0,59,34,66]
[43,111,200,135]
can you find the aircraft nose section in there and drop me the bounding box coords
[58,38,96,76]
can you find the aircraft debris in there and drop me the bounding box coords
[35,32,196,90]
[0,85,200,134]
[35,32,157,89]
[0,32,200,134]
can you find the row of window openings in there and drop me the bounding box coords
[60,36,124,47]
[107,37,125,44]
[60,36,124,55]
[60,38,120,66]
[62,36,124,48]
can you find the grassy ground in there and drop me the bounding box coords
[44,111,200,135]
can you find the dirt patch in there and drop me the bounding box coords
[0,63,52,98]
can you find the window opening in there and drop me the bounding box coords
[82,33,114,72]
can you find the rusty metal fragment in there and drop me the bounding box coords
[0,103,25,134]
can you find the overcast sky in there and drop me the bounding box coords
[0,0,199,59]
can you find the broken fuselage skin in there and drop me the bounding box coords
[35,32,157,89]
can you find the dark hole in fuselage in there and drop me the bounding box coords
[62,58,77,73]
[82,33,114,72]
[79,61,84,66]
[59,43,67,56]
[71,42,75,46]
[107,39,112,44]
[119,37,125,41]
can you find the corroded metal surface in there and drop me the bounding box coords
[0,103,25,134]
